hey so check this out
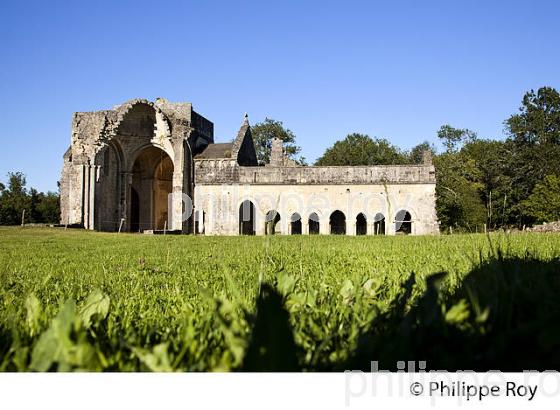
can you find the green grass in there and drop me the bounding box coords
[0,227,559,371]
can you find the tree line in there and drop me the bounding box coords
[251,86,560,231]
[2,86,558,231]
[0,172,59,225]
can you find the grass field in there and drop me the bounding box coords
[1,227,559,371]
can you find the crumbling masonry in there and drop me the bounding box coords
[60,99,439,235]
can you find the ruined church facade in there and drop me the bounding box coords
[60,99,439,236]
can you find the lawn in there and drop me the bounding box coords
[0,227,559,371]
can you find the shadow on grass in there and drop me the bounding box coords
[242,254,560,371]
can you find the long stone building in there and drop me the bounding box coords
[60,98,439,235]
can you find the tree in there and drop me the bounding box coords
[37,192,60,223]
[0,172,60,225]
[505,86,560,225]
[0,172,29,225]
[522,175,560,223]
[434,152,487,232]
[437,125,477,153]
[460,139,513,228]
[315,134,407,166]
[29,188,42,223]
[250,118,304,165]
[506,87,560,146]
[408,141,436,164]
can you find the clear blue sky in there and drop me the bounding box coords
[1,0,559,192]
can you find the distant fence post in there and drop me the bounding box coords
[21,210,25,227]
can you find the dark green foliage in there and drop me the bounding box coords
[0,172,28,225]
[437,124,477,153]
[433,152,487,231]
[315,134,407,166]
[0,172,59,225]
[506,87,560,146]
[408,141,436,164]
[250,118,305,165]
[503,87,560,226]
[522,175,560,223]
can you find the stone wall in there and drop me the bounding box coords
[194,182,439,236]
[60,98,213,233]
[195,161,436,185]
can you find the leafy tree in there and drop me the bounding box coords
[315,134,407,166]
[37,192,60,223]
[250,118,305,165]
[0,172,60,225]
[438,125,477,153]
[408,141,436,164]
[460,139,513,228]
[434,152,487,232]
[29,188,42,223]
[522,175,560,223]
[506,87,560,146]
[0,172,29,225]
[505,86,560,225]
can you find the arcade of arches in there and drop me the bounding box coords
[237,202,410,236]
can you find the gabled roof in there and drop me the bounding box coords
[194,142,233,159]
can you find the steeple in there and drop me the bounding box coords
[231,112,258,166]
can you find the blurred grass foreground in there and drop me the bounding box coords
[0,227,559,371]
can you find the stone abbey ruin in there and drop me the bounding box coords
[60,98,439,235]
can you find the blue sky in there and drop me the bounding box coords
[1,0,559,192]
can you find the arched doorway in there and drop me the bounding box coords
[374,213,386,235]
[130,146,173,232]
[290,213,302,235]
[356,213,367,235]
[395,210,412,235]
[309,212,320,234]
[330,210,346,235]
[239,200,255,235]
[265,210,281,235]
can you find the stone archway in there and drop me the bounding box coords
[356,213,367,235]
[374,212,386,235]
[395,210,412,235]
[330,210,346,235]
[290,213,302,235]
[239,200,256,235]
[129,146,174,232]
[308,212,320,234]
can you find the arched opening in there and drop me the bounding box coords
[265,210,281,235]
[239,200,255,235]
[309,212,320,234]
[94,141,124,231]
[130,146,173,232]
[290,213,302,235]
[356,213,367,235]
[330,210,346,235]
[130,187,140,232]
[374,213,386,235]
[395,210,412,235]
